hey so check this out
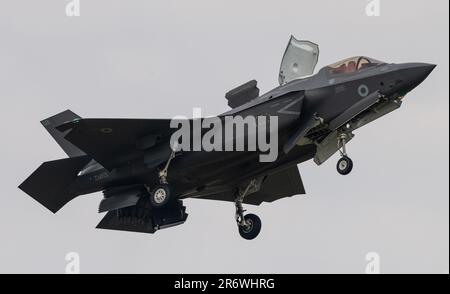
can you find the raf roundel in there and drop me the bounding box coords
[358,84,370,97]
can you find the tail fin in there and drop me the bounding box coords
[19,156,91,213]
[41,110,85,157]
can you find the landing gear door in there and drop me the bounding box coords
[278,36,319,85]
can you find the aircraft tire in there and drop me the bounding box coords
[337,156,353,175]
[150,184,171,208]
[238,214,262,240]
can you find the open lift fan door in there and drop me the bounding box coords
[278,36,319,85]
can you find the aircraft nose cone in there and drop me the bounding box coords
[403,63,436,92]
[417,63,437,80]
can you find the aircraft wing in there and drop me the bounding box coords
[194,165,305,205]
[57,118,187,170]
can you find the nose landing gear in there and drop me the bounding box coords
[235,179,262,240]
[337,156,353,175]
[337,133,353,175]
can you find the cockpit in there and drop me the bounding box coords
[326,56,385,75]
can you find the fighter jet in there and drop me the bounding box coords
[19,36,435,240]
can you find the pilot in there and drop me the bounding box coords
[346,61,357,73]
[334,64,347,74]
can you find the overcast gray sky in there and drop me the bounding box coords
[0,0,448,273]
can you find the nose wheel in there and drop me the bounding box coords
[337,156,353,175]
[337,133,353,175]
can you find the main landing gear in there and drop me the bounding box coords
[149,184,171,208]
[336,133,353,175]
[148,147,177,208]
[235,180,262,240]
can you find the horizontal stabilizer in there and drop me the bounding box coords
[18,156,91,213]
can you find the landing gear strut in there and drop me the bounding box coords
[337,133,353,175]
[148,147,178,208]
[158,146,177,185]
[235,180,262,240]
